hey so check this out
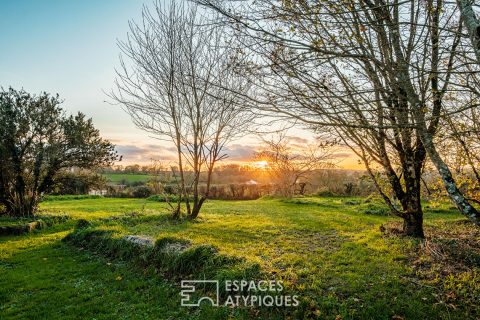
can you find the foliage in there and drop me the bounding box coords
[147,194,186,203]
[63,227,255,282]
[131,186,152,198]
[102,173,152,184]
[53,170,107,195]
[0,213,69,236]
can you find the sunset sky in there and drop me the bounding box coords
[0,0,361,169]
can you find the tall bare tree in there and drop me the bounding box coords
[110,1,252,219]
[198,0,480,236]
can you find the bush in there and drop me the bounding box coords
[132,186,152,198]
[53,171,106,195]
[315,189,336,197]
[148,194,180,202]
[361,203,390,216]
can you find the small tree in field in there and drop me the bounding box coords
[110,1,253,219]
[0,88,118,217]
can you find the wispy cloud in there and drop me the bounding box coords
[223,144,258,161]
[115,144,177,164]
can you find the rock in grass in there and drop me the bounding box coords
[124,235,154,247]
[0,219,46,236]
[27,220,46,232]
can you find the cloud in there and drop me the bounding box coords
[223,144,258,161]
[287,136,309,144]
[115,142,259,164]
[331,152,352,159]
[115,144,177,164]
[114,142,354,166]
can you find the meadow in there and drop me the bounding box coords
[0,197,479,319]
[103,173,153,184]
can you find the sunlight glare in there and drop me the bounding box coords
[254,160,269,169]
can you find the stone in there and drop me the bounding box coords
[123,235,154,247]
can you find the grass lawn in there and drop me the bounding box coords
[102,173,152,184]
[1,197,478,319]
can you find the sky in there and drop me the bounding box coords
[0,0,361,169]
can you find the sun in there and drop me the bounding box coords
[253,160,269,169]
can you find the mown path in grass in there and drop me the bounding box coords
[1,197,477,319]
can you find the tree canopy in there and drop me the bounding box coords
[0,88,118,217]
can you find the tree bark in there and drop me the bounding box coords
[403,211,425,238]
[188,197,205,220]
[457,0,480,65]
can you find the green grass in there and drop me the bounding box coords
[1,196,478,319]
[103,173,152,184]
[41,194,104,201]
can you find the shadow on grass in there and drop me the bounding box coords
[0,226,250,320]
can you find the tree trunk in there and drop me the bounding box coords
[172,202,181,220]
[8,193,37,218]
[403,211,425,238]
[188,197,206,220]
[400,174,425,238]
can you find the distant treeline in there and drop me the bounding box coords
[51,165,374,199]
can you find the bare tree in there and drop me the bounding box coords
[110,1,253,219]
[255,134,334,197]
[197,0,480,236]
